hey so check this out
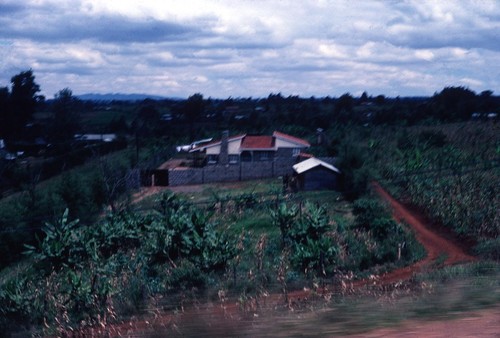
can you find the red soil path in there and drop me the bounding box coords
[86,182,478,336]
[357,182,476,286]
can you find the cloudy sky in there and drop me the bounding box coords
[0,0,499,99]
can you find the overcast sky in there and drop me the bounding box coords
[1,0,499,99]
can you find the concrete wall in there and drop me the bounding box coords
[168,168,204,186]
[168,156,296,186]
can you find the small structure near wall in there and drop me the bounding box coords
[292,157,341,191]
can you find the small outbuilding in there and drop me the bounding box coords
[292,157,341,191]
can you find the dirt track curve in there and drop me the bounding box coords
[88,182,478,336]
[362,182,475,285]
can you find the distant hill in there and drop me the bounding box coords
[76,93,180,101]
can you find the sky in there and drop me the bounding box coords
[0,0,499,99]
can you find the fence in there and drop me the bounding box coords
[167,158,297,186]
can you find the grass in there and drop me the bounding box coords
[4,175,499,336]
[142,261,500,337]
[236,261,500,336]
[227,212,275,235]
[6,148,496,335]
[80,106,137,130]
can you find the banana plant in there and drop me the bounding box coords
[23,208,85,272]
[270,202,299,245]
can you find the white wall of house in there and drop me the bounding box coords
[275,138,306,149]
[206,145,221,155]
[205,139,242,155]
[228,140,242,154]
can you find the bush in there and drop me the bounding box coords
[352,198,389,231]
[287,203,339,277]
[351,197,423,267]
[474,238,500,260]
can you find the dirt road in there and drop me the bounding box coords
[359,182,475,286]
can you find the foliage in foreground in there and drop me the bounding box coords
[0,189,426,335]
[0,201,236,335]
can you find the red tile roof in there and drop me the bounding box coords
[298,152,314,159]
[241,135,274,149]
[273,131,310,147]
[190,131,309,152]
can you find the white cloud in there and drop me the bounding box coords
[415,50,435,61]
[0,0,498,97]
[318,43,348,59]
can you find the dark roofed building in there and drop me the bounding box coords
[293,157,341,191]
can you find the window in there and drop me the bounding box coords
[292,148,301,157]
[228,155,239,164]
[207,154,218,164]
[257,151,273,161]
[241,151,252,162]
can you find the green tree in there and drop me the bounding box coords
[184,93,204,139]
[432,86,477,121]
[334,93,354,123]
[50,88,81,142]
[0,86,12,138]
[9,70,43,137]
[337,141,370,200]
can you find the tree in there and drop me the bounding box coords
[95,156,134,213]
[432,86,477,121]
[184,93,204,139]
[9,70,43,136]
[337,140,370,200]
[50,88,81,142]
[374,94,385,105]
[360,91,368,102]
[479,90,495,112]
[0,87,11,138]
[137,101,160,122]
[135,102,160,135]
[333,93,354,123]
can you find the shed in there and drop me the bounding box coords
[292,158,341,191]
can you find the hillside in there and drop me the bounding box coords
[0,79,498,336]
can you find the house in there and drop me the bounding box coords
[190,130,310,165]
[292,157,341,191]
[160,131,310,186]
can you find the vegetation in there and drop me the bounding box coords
[233,262,500,337]
[0,69,498,335]
[371,123,499,258]
[0,184,428,335]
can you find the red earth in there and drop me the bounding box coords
[83,182,485,337]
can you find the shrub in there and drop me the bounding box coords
[270,202,299,245]
[352,198,389,231]
[288,203,339,277]
[474,238,500,260]
[23,209,87,273]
